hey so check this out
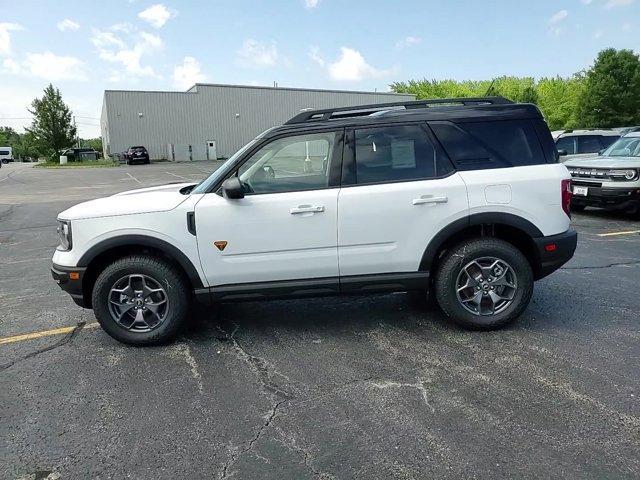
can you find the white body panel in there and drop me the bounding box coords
[337,173,469,275]
[194,189,339,286]
[459,164,571,236]
[60,182,194,220]
[53,194,208,285]
[0,146,12,161]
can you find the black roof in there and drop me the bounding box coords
[267,97,543,137]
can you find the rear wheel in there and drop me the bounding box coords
[434,238,533,329]
[92,255,190,345]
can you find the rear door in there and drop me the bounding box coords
[337,123,469,278]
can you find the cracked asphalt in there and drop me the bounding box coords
[1,161,639,479]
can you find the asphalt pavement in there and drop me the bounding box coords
[1,161,639,479]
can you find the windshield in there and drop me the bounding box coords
[191,139,259,194]
[602,136,640,157]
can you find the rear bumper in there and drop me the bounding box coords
[51,264,89,308]
[572,185,640,211]
[533,229,578,279]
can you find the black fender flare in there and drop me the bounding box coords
[419,212,543,271]
[77,234,205,288]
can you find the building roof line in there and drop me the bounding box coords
[104,83,415,97]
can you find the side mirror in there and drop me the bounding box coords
[598,149,605,156]
[221,177,245,199]
[557,149,568,156]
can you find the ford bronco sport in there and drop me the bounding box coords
[565,131,640,215]
[52,97,577,345]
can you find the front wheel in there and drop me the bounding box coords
[92,255,190,345]
[434,238,533,329]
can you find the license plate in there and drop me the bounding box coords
[573,186,588,196]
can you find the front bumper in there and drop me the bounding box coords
[571,184,640,211]
[533,229,578,279]
[51,264,89,308]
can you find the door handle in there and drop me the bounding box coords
[413,195,448,206]
[290,204,325,214]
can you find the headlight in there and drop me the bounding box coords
[608,169,638,181]
[57,220,72,251]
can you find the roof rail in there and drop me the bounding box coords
[285,96,514,125]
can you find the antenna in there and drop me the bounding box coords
[485,79,496,97]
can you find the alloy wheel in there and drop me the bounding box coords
[108,274,169,332]
[455,257,518,316]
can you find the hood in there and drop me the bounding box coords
[59,182,196,221]
[563,156,640,169]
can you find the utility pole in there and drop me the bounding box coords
[73,115,80,147]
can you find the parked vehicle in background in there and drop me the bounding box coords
[565,131,640,216]
[60,147,100,161]
[556,130,620,161]
[124,146,150,165]
[0,146,13,163]
[51,97,577,345]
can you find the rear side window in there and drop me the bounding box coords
[430,120,547,169]
[353,125,453,184]
[577,136,603,154]
[556,136,576,155]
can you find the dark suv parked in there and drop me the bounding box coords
[124,146,150,165]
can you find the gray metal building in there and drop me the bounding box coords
[100,83,415,161]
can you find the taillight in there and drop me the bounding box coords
[561,179,572,218]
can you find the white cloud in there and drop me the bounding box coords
[549,10,569,24]
[308,46,325,66]
[593,29,605,38]
[396,36,422,49]
[0,23,24,56]
[172,56,206,90]
[304,0,320,8]
[57,18,80,32]
[605,0,635,8]
[236,39,278,68]
[138,4,175,28]
[622,22,632,30]
[581,0,593,4]
[328,47,390,81]
[91,28,163,78]
[548,10,568,36]
[3,51,87,81]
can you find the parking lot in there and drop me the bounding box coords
[1,161,639,479]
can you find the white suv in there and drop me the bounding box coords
[52,97,577,345]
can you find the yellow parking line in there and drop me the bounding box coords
[597,230,640,237]
[0,322,100,345]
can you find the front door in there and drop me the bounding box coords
[195,131,342,287]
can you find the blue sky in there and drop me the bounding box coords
[0,0,638,137]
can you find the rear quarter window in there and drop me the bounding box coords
[430,120,547,170]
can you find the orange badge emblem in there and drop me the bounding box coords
[214,241,228,251]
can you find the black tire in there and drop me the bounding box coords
[434,238,533,330]
[91,255,190,345]
[571,204,586,212]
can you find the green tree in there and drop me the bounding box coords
[537,75,585,130]
[15,131,42,159]
[576,48,640,128]
[26,84,77,160]
[0,126,21,147]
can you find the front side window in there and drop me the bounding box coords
[353,125,452,184]
[237,132,336,195]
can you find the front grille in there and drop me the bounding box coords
[569,168,612,180]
